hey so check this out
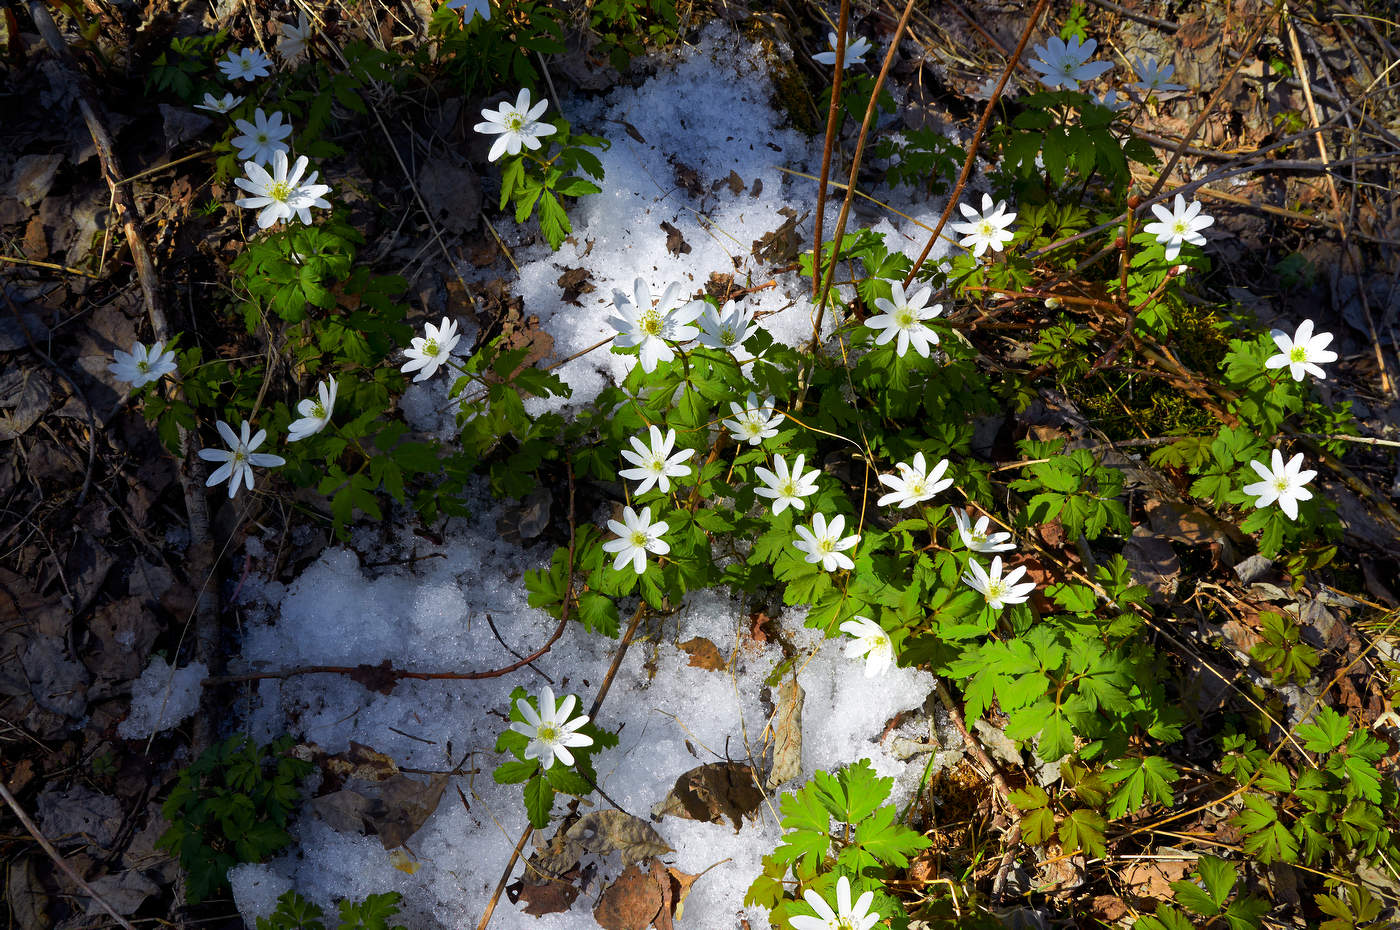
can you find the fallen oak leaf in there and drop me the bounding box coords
[593,861,661,930]
[678,637,725,671]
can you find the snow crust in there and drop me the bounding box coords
[231,22,958,930]
[118,657,208,739]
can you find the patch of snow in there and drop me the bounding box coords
[118,657,208,739]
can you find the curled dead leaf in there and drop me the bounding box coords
[652,762,763,832]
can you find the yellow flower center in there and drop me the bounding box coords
[311,402,326,418]
[1289,346,1308,363]
[907,478,926,496]
[818,537,836,554]
[781,479,798,497]
[536,724,558,743]
[629,529,649,547]
[895,307,916,327]
[638,308,664,337]
[721,326,739,345]
[232,450,248,466]
[506,113,525,132]
[424,339,439,356]
[136,360,151,373]
[1273,477,1291,493]
[268,180,292,203]
[986,580,1006,601]
[977,220,994,237]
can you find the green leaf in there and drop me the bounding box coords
[524,774,553,829]
[1296,706,1349,754]
[853,804,930,868]
[544,764,592,797]
[1057,807,1106,859]
[1104,755,1177,817]
[493,760,537,784]
[537,192,571,250]
[577,592,620,637]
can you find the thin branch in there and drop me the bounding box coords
[811,0,850,300]
[904,0,1052,285]
[0,778,138,930]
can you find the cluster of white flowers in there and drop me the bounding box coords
[206,22,334,231]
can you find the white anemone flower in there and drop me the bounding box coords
[962,556,1036,611]
[197,419,286,499]
[793,513,860,572]
[952,508,1016,553]
[195,91,243,114]
[1142,193,1214,260]
[1242,449,1317,520]
[866,282,944,358]
[813,31,872,69]
[446,0,491,22]
[696,300,755,356]
[950,194,1017,257]
[606,279,702,373]
[618,424,695,495]
[754,453,821,515]
[1130,55,1186,93]
[876,452,953,509]
[789,876,880,930]
[218,47,273,82]
[840,616,895,679]
[277,13,313,62]
[1027,35,1113,90]
[474,88,556,162]
[400,316,462,382]
[234,150,331,229]
[510,686,593,770]
[1265,319,1338,382]
[231,108,292,166]
[287,378,337,442]
[723,393,784,446]
[601,505,670,574]
[109,339,177,388]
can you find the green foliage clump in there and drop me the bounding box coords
[257,889,407,930]
[746,760,931,930]
[159,735,313,904]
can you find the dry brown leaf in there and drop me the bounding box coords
[1122,527,1181,599]
[660,221,690,256]
[565,811,673,866]
[1120,858,1191,904]
[652,762,763,832]
[6,858,51,930]
[593,861,661,930]
[751,207,800,263]
[766,677,803,789]
[310,773,446,850]
[679,637,725,671]
[557,266,595,305]
[510,864,583,916]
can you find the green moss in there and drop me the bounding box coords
[1069,366,1216,441]
[1170,303,1232,374]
